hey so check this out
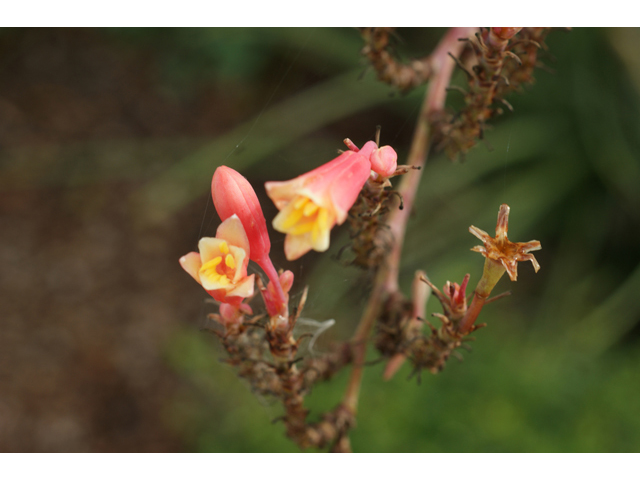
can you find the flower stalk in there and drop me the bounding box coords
[343,27,477,415]
[212,166,289,317]
[179,26,552,453]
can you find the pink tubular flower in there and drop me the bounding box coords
[265,142,376,261]
[212,166,271,263]
[344,138,398,179]
[179,214,255,306]
[211,166,289,317]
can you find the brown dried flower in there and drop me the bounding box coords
[469,204,541,282]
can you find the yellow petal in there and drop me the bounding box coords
[284,232,314,261]
[198,237,227,263]
[316,208,329,231]
[311,219,330,252]
[228,245,247,283]
[294,196,309,210]
[216,214,250,255]
[200,269,229,290]
[227,274,255,298]
[289,220,315,235]
[280,206,304,231]
[303,201,319,217]
[200,256,222,273]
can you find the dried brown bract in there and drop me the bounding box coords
[360,27,432,93]
[438,27,553,160]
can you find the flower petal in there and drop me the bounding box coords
[216,214,250,255]
[227,274,255,298]
[469,225,490,242]
[284,232,315,261]
[198,237,227,263]
[179,252,202,284]
[200,268,231,291]
[228,245,248,282]
[326,156,370,224]
[272,200,299,233]
[310,208,332,251]
[266,150,363,213]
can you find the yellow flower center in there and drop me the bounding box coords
[199,241,237,286]
[278,196,330,244]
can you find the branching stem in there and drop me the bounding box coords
[342,27,477,416]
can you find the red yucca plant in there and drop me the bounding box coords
[179,27,555,452]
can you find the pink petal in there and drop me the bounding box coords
[325,155,371,223]
[227,274,255,298]
[284,232,315,261]
[179,252,202,284]
[265,150,362,211]
[212,166,271,262]
[228,245,248,281]
[216,214,250,257]
[370,145,398,177]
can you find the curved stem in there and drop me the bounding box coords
[342,265,388,413]
[342,27,477,416]
[457,293,486,334]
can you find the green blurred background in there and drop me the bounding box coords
[2,27,640,452]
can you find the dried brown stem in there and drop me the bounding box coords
[360,28,432,92]
[439,27,552,159]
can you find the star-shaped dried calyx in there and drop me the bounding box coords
[469,204,541,282]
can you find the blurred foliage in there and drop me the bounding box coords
[159,28,640,452]
[3,27,640,452]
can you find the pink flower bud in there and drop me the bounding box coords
[211,166,290,318]
[443,274,470,318]
[211,166,271,264]
[369,145,398,178]
[266,148,371,261]
[345,138,398,178]
[490,27,522,40]
[179,214,255,306]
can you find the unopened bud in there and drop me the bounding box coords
[369,145,398,178]
[212,166,271,263]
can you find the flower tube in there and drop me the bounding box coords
[266,142,375,261]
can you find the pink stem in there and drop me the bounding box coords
[343,27,478,414]
[457,293,486,334]
[384,27,477,292]
[257,254,288,316]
